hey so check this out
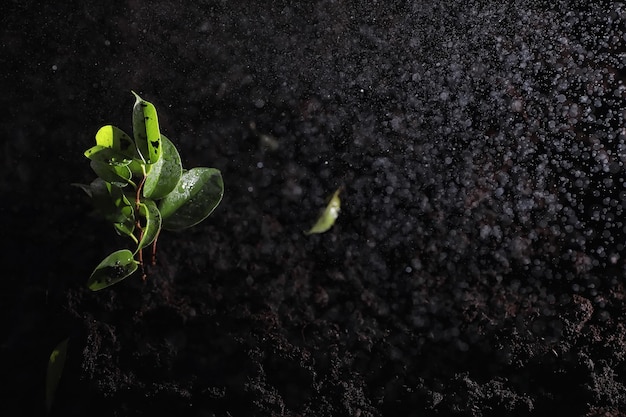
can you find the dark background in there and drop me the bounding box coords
[2,1,626,416]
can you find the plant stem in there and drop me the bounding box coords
[151,229,161,266]
[134,170,148,280]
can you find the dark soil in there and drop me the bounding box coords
[2,1,626,416]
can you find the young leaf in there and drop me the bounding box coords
[46,338,69,412]
[113,203,136,240]
[136,199,162,250]
[305,188,342,235]
[87,179,135,237]
[87,178,120,218]
[110,188,136,239]
[131,91,162,164]
[142,134,182,199]
[87,249,139,291]
[159,167,224,230]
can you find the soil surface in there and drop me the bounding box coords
[2,1,626,416]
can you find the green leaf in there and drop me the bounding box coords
[46,338,69,412]
[113,204,136,240]
[88,179,135,237]
[94,125,144,176]
[84,145,133,166]
[95,125,137,157]
[159,167,224,230]
[87,249,139,291]
[87,178,119,217]
[136,199,162,251]
[131,91,162,164]
[305,188,341,235]
[142,134,182,199]
[110,188,136,239]
[90,160,132,187]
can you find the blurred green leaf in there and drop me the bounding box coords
[306,188,341,234]
[46,338,69,412]
[71,182,92,198]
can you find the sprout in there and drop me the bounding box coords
[74,92,224,290]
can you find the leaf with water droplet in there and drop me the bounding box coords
[87,249,139,291]
[159,167,224,230]
[142,134,182,199]
[89,159,133,187]
[131,91,162,164]
[84,145,133,166]
[94,125,144,176]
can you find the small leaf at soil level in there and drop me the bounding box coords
[306,188,341,234]
[87,249,139,291]
[142,134,182,199]
[131,91,162,164]
[159,167,224,230]
[46,338,69,412]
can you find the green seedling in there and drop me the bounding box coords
[306,187,342,235]
[74,92,224,290]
